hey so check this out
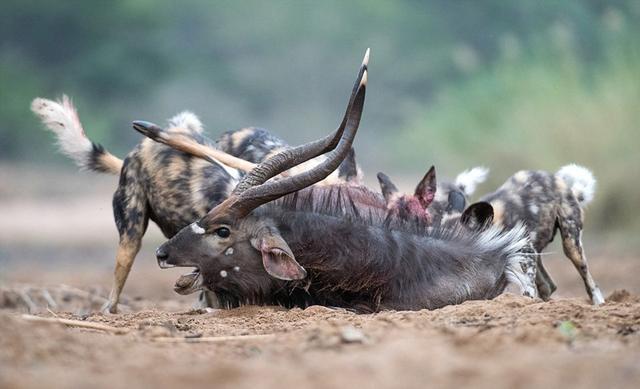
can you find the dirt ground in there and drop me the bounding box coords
[2,259,639,389]
[1,167,639,388]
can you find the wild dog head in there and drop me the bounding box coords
[376,166,436,223]
[430,166,489,226]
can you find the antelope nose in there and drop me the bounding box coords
[156,247,172,268]
[156,247,168,260]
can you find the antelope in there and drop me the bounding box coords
[145,58,537,312]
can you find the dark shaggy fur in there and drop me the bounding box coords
[159,185,534,312]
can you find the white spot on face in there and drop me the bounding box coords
[225,247,234,256]
[529,204,539,215]
[191,223,205,235]
[233,266,240,272]
[219,270,228,278]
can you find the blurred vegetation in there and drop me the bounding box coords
[1,0,639,235]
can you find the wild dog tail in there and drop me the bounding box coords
[31,95,123,175]
[454,166,490,197]
[166,111,204,134]
[556,164,596,206]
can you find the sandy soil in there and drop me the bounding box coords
[1,167,639,388]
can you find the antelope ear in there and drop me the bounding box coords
[415,166,436,209]
[251,230,307,280]
[460,202,494,230]
[377,172,399,204]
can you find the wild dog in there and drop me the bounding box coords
[31,98,242,313]
[31,51,371,313]
[479,165,603,304]
[384,164,604,305]
[145,62,536,312]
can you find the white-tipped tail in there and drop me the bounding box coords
[455,166,490,197]
[556,164,596,206]
[31,95,122,174]
[167,111,203,134]
[31,96,91,166]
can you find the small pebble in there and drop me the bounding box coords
[340,326,366,344]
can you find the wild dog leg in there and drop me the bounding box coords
[518,242,538,298]
[535,254,557,300]
[558,203,604,305]
[103,238,143,313]
[102,168,149,313]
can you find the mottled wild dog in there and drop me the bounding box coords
[31,99,242,313]
[146,55,537,311]
[479,165,603,304]
[384,164,603,305]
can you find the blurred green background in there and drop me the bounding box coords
[1,0,639,243]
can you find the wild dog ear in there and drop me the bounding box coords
[251,230,307,281]
[377,172,399,204]
[460,202,494,230]
[414,166,436,209]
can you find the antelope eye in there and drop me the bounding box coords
[215,227,231,238]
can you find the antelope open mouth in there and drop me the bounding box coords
[174,268,203,295]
